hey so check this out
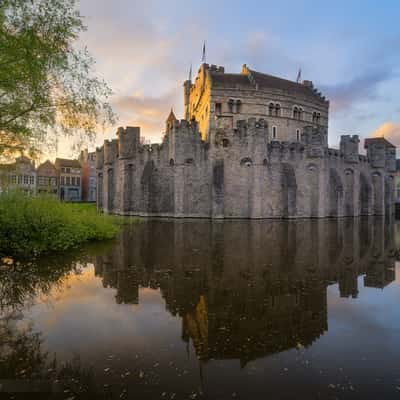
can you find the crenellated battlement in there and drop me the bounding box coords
[104,139,118,165]
[118,126,140,159]
[171,119,200,136]
[96,146,104,169]
[97,110,396,219]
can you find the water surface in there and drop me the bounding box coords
[1,218,400,399]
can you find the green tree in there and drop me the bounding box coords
[0,0,115,159]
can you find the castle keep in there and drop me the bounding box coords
[96,63,396,218]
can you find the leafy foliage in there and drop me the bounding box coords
[0,0,115,159]
[0,191,120,258]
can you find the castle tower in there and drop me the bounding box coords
[166,109,177,133]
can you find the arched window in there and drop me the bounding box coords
[228,99,234,113]
[235,99,242,114]
[272,126,277,140]
[268,102,274,116]
[296,129,300,141]
[298,107,303,120]
[293,106,298,119]
[312,112,321,124]
[275,104,281,117]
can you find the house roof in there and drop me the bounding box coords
[248,69,324,100]
[364,137,396,149]
[55,158,81,168]
[209,67,326,102]
[211,72,252,88]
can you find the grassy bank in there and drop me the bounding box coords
[0,191,123,259]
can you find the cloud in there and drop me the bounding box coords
[320,68,394,113]
[369,121,400,147]
[110,89,181,142]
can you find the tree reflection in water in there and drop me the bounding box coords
[0,218,397,399]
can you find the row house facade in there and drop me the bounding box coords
[0,153,97,202]
[55,158,82,201]
[0,156,37,194]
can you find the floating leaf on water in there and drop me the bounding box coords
[104,368,110,373]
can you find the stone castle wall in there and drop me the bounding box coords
[96,119,396,218]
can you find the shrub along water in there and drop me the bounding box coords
[0,191,121,259]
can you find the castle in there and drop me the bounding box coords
[96,63,397,218]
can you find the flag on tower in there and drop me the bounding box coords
[201,41,206,63]
[296,68,302,83]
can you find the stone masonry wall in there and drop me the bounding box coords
[97,119,396,219]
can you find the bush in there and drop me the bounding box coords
[0,191,120,259]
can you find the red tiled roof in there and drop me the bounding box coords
[55,158,81,168]
[364,137,395,149]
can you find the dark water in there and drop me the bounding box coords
[1,218,400,400]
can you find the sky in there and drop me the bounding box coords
[56,0,400,157]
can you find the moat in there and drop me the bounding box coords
[1,218,400,399]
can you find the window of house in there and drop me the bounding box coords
[272,126,277,140]
[72,177,76,186]
[293,107,298,119]
[61,176,65,185]
[66,167,71,173]
[296,129,300,141]
[30,176,34,185]
[298,107,303,120]
[61,167,65,173]
[77,177,80,186]
[11,175,16,184]
[215,102,222,115]
[275,104,281,117]
[66,176,70,185]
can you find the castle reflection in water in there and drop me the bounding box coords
[93,218,396,366]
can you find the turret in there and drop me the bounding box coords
[95,146,104,169]
[365,137,396,170]
[340,135,360,163]
[118,126,140,159]
[183,80,191,120]
[166,109,178,134]
[301,126,327,158]
[104,139,118,165]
